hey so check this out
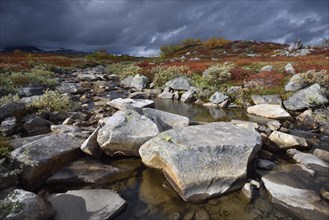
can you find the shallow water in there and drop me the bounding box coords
[43,99,329,220]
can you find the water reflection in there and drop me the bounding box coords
[153,98,249,122]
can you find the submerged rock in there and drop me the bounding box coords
[97,108,189,156]
[247,104,291,119]
[0,188,55,220]
[139,122,261,202]
[47,189,126,220]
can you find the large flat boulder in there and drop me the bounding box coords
[10,133,84,190]
[139,122,262,202]
[107,98,154,110]
[47,189,126,220]
[283,84,328,111]
[97,108,189,156]
[0,188,55,220]
[262,171,329,220]
[247,104,291,119]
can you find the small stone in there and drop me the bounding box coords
[285,63,296,74]
[269,131,308,149]
[313,149,329,163]
[260,65,273,71]
[1,117,16,136]
[158,91,173,99]
[257,158,276,170]
[267,120,281,131]
[241,182,255,203]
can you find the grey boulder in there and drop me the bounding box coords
[251,95,282,105]
[247,104,291,119]
[0,188,55,220]
[139,122,262,202]
[283,84,328,111]
[47,189,126,220]
[284,74,308,92]
[131,74,148,91]
[165,76,192,91]
[10,133,84,190]
[107,98,154,110]
[97,108,189,156]
[210,91,229,105]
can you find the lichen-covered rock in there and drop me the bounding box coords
[139,122,261,202]
[165,76,192,91]
[0,188,55,220]
[10,133,84,190]
[131,74,148,91]
[209,91,229,105]
[283,84,328,111]
[251,95,282,105]
[284,74,308,92]
[97,108,189,157]
[23,116,52,135]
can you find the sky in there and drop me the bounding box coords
[0,0,328,56]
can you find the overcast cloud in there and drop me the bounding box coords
[0,0,328,56]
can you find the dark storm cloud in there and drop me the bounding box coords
[1,0,328,56]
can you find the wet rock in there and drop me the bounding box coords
[0,164,18,189]
[284,74,308,92]
[120,76,134,88]
[241,182,255,203]
[81,125,103,159]
[209,91,229,105]
[0,102,26,122]
[165,76,192,91]
[285,63,296,74]
[262,171,329,220]
[128,91,150,99]
[23,116,52,135]
[1,117,16,136]
[10,133,84,190]
[247,104,291,119]
[47,189,126,220]
[46,158,129,185]
[181,90,196,103]
[0,188,55,220]
[173,91,180,100]
[257,149,275,160]
[260,65,273,72]
[195,209,210,220]
[313,149,329,163]
[257,159,276,170]
[107,98,154,110]
[98,108,189,156]
[296,109,319,130]
[131,74,148,91]
[251,95,282,105]
[19,86,45,97]
[144,88,162,96]
[283,84,328,111]
[57,82,86,94]
[139,122,261,202]
[158,91,174,99]
[287,149,329,169]
[320,185,329,201]
[269,131,308,149]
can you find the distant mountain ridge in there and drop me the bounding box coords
[1,46,89,55]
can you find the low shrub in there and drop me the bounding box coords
[105,63,141,79]
[0,94,20,107]
[181,38,202,47]
[152,65,192,88]
[203,37,231,49]
[160,44,183,57]
[29,90,74,113]
[202,63,234,86]
[300,70,329,88]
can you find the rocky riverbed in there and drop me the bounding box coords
[1,64,329,220]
